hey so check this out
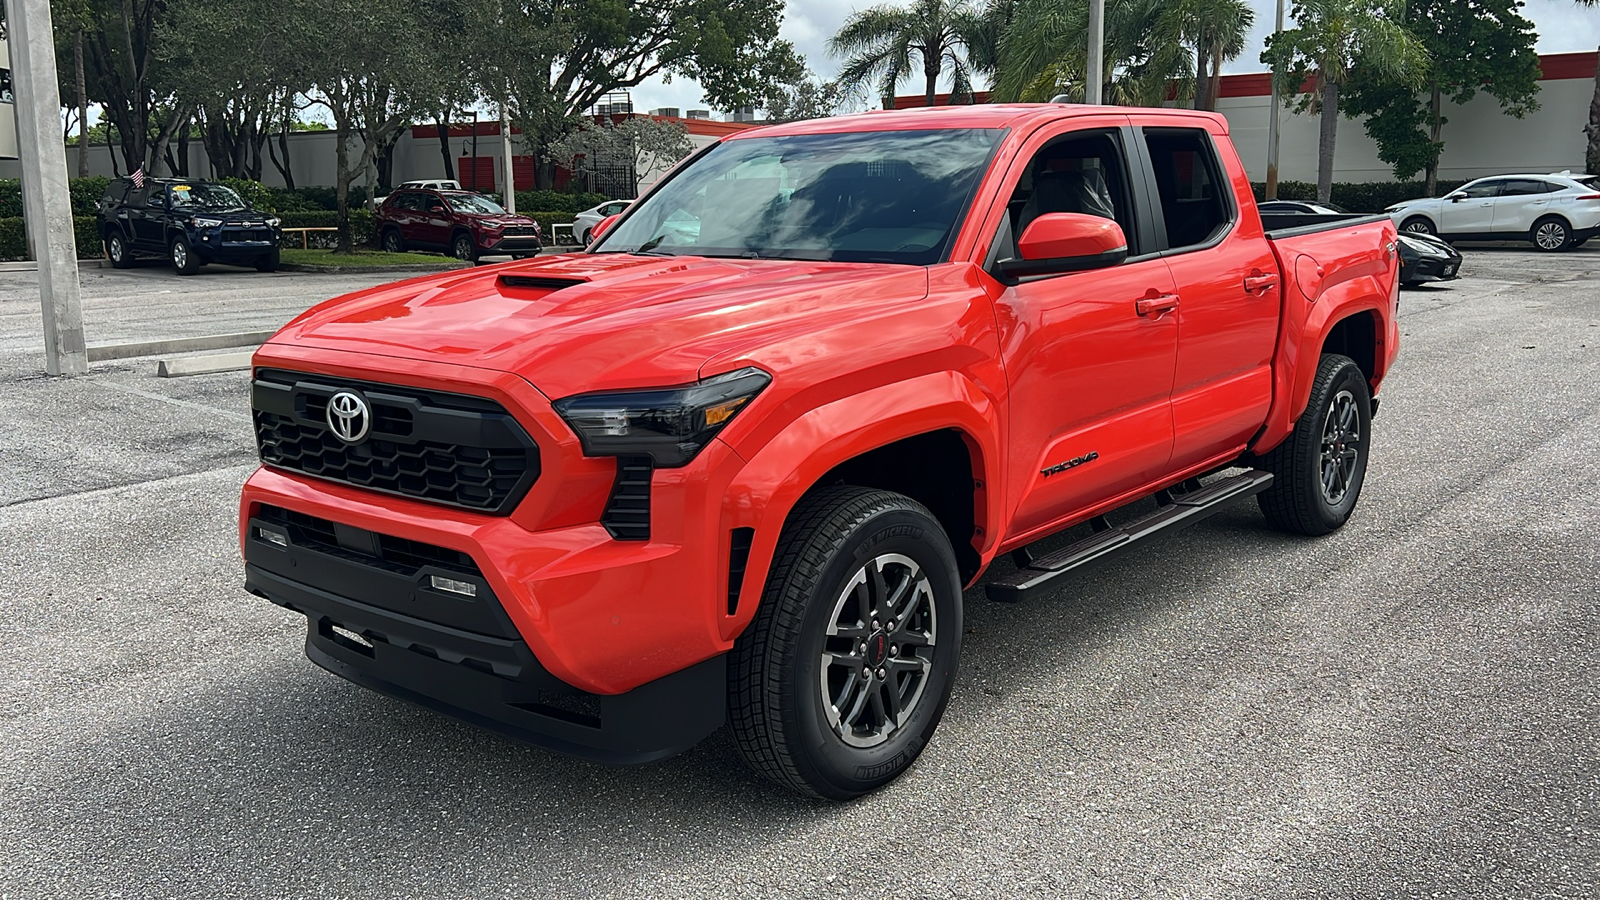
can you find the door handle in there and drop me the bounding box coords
[1136,293,1180,317]
[1244,272,1279,293]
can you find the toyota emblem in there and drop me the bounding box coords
[325,390,371,443]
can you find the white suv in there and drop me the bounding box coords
[1386,172,1600,251]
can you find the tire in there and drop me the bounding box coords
[451,231,479,262]
[255,248,280,273]
[1532,215,1573,252]
[381,227,405,254]
[1257,354,1373,536]
[729,486,963,800]
[170,236,201,275]
[105,232,133,269]
[1399,216,1435,236]
[580,228,592,246]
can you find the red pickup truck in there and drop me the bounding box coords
[241,105,1399,799]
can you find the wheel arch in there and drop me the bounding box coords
[717,371,1002,643]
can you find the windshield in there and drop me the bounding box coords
[593,128,1004,264]
[445,193,506,214]
[168,183,247,211]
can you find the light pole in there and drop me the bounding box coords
[1265,0,1286,199]
[1086,0,1105,104]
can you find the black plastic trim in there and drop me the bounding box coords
[602,456,653,540]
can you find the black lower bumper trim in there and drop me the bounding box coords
[246,563,726,764]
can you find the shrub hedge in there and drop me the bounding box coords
[0,216,108,261]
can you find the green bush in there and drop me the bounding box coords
[1250,180,1470,213]
[0,215,111,261]
[276,209,375,249]
[218,177,279,212]
[514,190,609,214]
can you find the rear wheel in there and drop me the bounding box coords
[729,486,963,800]
[170,236,201,275]
[1257,354,1372,536]
[1532,216,1573,252]
[381,227,405,254]
[105,232,133,269]
[1400,216,1435,236]
[580,228,593,246]
[451,232,478,262]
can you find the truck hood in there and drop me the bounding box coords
[268,253,930,398]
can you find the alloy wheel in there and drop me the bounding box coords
[453,236,474,260]
[1320,389,1362,505]
[819,552,937,748]
[172,242,188,269]
[1536,221,1567,250]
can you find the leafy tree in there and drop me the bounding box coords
[764,72,848,123]
[548,116,695,195]
[1261,0,1426,203]
[1341,0,1539,195]
[828,0,987,108]
[992,0,1194,106]
[70,0,193,175]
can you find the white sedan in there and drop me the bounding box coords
[572,199,633,246]
[1386,172,1600,251]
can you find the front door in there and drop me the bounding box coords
[414,191,452,248]
[1140,125,1280,470]
[1439,179,1504,235]
[987,122,1179,539]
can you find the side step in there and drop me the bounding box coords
[985,469,1274,603]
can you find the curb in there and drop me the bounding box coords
[278,261,474,275]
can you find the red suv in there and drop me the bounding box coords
[376,189,542,261]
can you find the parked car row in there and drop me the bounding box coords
[1385,171,1600,251]
[1260,199,1464,288]
[375,188,543,262]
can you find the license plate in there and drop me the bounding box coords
[1443,265,1457,276]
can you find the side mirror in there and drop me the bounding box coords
[996,213,1128,282]
[590,213,620,243]
[1447,192,1467,203]
[430,203,447,213]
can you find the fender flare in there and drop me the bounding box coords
[715,369,1002,642]
[1254,289,1392,454]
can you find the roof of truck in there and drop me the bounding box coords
[735,104,1227,140]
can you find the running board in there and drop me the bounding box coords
[985,470,1275,603]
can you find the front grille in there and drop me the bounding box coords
[252,369,540,515]
[223,227,274,242]
[500,226,539,237]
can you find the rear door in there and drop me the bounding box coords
[1439,178,1503,235]
[1491,179,1559,234]
[1139,122,1280,470]
[983,117,1181,538]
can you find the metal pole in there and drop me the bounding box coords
[5,0,87,376]
[1265,0,1286,199]
[500,102,516,214]
[1086,0,1105,105]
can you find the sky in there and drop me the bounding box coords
[626,0,1600,117]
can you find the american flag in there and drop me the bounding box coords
[130,167,144,188]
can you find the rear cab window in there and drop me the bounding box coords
[1142,128,1235,251]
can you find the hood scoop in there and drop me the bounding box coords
[497,274,587,293]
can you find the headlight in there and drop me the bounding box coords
[192,216,224,228]
[552,367,770,467]
[266,217,281,227]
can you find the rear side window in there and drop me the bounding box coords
[1501,179,1558,196]
[1143,128,1232,251]
[100,181,130,209]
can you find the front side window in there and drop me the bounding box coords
[994,128,1138,261]
[1143,128,1232,250]
[1459,180,1504,199]
[594,128,1003,265]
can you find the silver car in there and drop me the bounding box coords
[573,199,633,245]
[1386,172,1600,251]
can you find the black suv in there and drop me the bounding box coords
[98,177,282,275]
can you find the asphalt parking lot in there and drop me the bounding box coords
[2,251,1596,898]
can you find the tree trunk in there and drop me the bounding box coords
[437,122,456,180]
[1587,48,1600,177]
[1195,46,1209,110]
[1426,81,1442,197]
[1317,78,1338,204]
[274,103,296,189]
[335,120,353,254]
[106,125,120,177]
[175,127,189,176]
[1207,47,1223,112]
[925,70,938,107]
[75,32,90,177]
[147,105,188,178]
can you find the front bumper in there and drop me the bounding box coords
[195,228,279,262]
[243,507,726,763]
[1400,254,1460,284]
[482,234,542,254]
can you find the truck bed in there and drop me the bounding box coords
[1260,212,1392,240]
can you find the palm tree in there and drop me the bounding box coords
[1576,1,1600,174]
[1182,0,1254,111]
[992,0,1194,106]
[1261,0,1425,202]
[829,0,987,108]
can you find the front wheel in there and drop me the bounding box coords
[729,486,963,800]
[1257,354,1373,536]
[170,236,201,275]
[451,232,479,262]
[381,227,405,254]
[1532,216,1573,252]
[1400,216,1435,236]
[105,232,133,269]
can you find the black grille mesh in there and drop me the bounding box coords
[601,456,653,540]
[252,371,539,514]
